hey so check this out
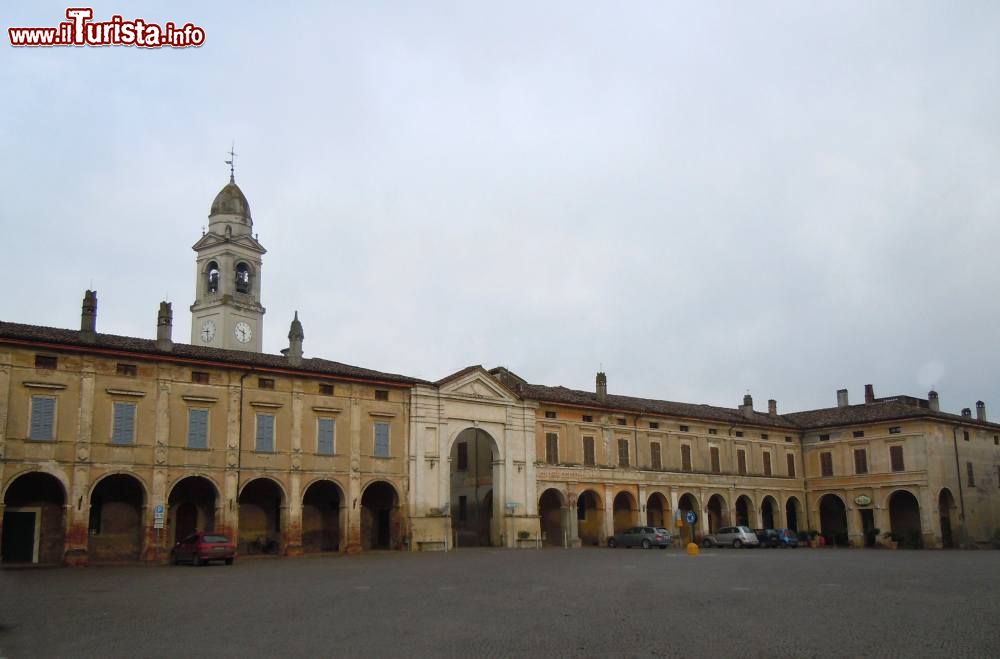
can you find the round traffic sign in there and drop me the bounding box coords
[685,510,698,525]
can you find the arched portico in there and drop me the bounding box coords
[360,480,403,550]
[646,492,669,528]
[2,471,67,564]
[88,473,146,563]
[735,495,754,527]
[238,477,285,555]
[167,475,220,544]
[707,494,728,533]
[538,488,568,547]
[302,479,345,553]
[760,496,778,529]
[785,496,802,532]
[888,490,923,549]
[576,489,604,546]
[612,491,638,534]
[450,427,501,547]
[819,494,848,546]
[938,488,958,548]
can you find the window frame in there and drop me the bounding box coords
[316,416,336,456]
[617,438,630,467]
[710,446,721,474]
[255,413,276,453]
[820,451,833,477]
[545,432,559,465]
[853,447,868,475]
[763,451,772,476]
[187,407,210,450]
[28,395,57,441]
[737,448,747,476]
[889,445,904,472]
[787,453,796,478]
[681,444,693,472]
[650,441,662,470]
[373,421,391,458]
[582,436,595,467]
[111,401,137,445]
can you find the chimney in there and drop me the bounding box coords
[961,408,972,418]
[156,302,173,352]
[836,389,849,408]
[927,390,939,412]
[976,400,986,422]
[768,399,777,416]
[80,290,97,342]
[282,311,304,367]
[740,394,754,418]
[864,384,875,404]
[596,372,607,403]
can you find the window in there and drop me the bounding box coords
[617,438,630,467]
[708,428,717,435]
[735,431,744,438]
[191,371,210,384]
[255,414,275,452]
[458,496,467,521]
[544,411,556,419]
[787,453,796,477]
[317,417,335,455]
[206,261,220,293]
[854,448,868,475]
[995,435,999,446]
[457,441,468,470]
[963,431,970,442]
[820,451,833,477]
[763,452,772,476]
[710,446,721,474]
[737,449,747,475]
[583,436,595,466]
[785,436,793,443]
[34,355,57,369]
[889,446,904,472]
[111,402,136,445]
[681,445,692,472]
[29,395,56,440]
[582,415,593,423]
[187,409,209,449]
[679,425,689,432]
[819,434,830,441]
[374,390,389,401]
[966,461,975,487]
[374,422,390,457]
[650,442,662,470]
[889,426,901,435]
[319,383,334,396]
[996,465,1000,488]
[616,417,626,426]
[258,378,274,390]
[116,363,137,377]
[852,430,865,438]
[545,433,559,465]
[649,422,659,430]
[761,433,769,440]
[235,262,251,294]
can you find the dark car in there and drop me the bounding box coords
[608,526,672,549]
[772,528,799,548]
[171,532,237,566]
[755,528,780,547]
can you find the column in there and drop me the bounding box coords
[285,388,304,556]
[603,485,615,541]
[65,361,96,566]
[345,390,362,553]
[567,488,580,548]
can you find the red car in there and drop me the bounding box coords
[171,532,236,566]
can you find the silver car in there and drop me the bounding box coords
[701,526,760,548]
[608,526,673,549]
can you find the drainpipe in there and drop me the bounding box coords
[951,425,967,529]
[235,371,252,509]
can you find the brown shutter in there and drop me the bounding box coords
[710,446,721,473]
[737,449,747,475]
[889,445,904,472]
[763,452,772,476]
[681,445,692,472]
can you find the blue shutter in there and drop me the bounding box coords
[112,402,136,445]
[188,409,209,449]
[317,418,335,455]
[256,414,275,452]
[29,396,55,440]
[374,422,389,457]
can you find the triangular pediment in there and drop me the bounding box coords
[191,232,266,254]
[436,365,519,401]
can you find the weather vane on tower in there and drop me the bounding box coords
[225,141,237,182]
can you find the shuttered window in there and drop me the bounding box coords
[583,436,595,466]
[187,408,209,449]
[681,445,692,472]
[787,453,796,478]
[374,422,390,457]
[545,433,559,464]
[820,451,833,477]
[889,445,904,472]
[650,442,662,470]
[255,414,275,453]
[737,449,747,475]
[854,448,868,474]
[317,417,335,455]
[111,402,136,445]
[966,461,975,487]
[617,438,629,467]
[763,452,772,476]
[29,396,56,440]
[710,446,721,474]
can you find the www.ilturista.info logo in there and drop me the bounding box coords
[9,8,205,48]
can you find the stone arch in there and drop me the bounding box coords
[538,488,567,547]
[235,261,254,294]
[360,480,402,550]
[167,475,220,544]
[449,427,501,547]
[1,467,70,502]
[302,479,345,553]
[706,493,728,533]
[760,495,779,529]
[612,491,638,534]
[785,496,802,532]
[88,473,146,562]
[2,471,67,564]
[89,470,150,504]
[818,493,848,546]
[888,489,923,549]
[646,491,669,528]
[238,477,286,554]
[938,488,958,548]
[576,489,604,546]
[205,260,220,294]
[735,494,755,527]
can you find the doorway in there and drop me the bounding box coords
[1,510,38,563]
[860,509,875,547]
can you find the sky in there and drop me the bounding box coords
[2,1,999,416]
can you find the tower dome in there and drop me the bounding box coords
[209,176,252,223]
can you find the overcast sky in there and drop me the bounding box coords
[2,1,998,415]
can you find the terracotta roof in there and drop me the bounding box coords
[784,401,1000,431]
[0,321,426,386]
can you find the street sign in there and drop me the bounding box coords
[685,510,698,525]
[154,518,165,529]
[154,504,164,515]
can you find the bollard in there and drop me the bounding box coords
[686,542,700,556]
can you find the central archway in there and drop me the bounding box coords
[760,496,778,529]
[538,489,566,547]
[735,495,754,527]
[785,496,802,532]
[612,491,638,534]
[167,476,218,544]
[360,480,402,550]
[89,474,145,562]
[238,478,284,554]
[819,494,848,546]
[576,490,604,546]
[646,492,668,528]
[707,494,728,533]
[450,428,499,547]
[2,471,66,564]
[303,480,344,553]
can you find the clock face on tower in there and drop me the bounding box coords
[200,320,216,343]
[234,321,252,343]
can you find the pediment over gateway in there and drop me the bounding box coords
[436,366,519,402]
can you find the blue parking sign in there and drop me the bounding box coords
[685,510,697,525]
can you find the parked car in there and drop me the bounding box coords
[701,526,760,548]
[772,528,799,548]
[608,526,672,549]
[171,532,237,566]
[755,528,781,547]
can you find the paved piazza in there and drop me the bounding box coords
[2,548,999,658]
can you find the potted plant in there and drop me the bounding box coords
[881,531,899,549]
[806,529,819,548]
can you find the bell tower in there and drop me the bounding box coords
[190,167,266,352]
